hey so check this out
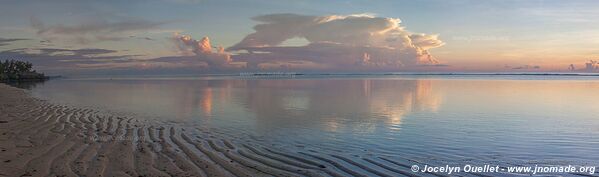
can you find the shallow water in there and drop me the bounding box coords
[27,75,599,167]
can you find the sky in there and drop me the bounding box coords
[1,0,598,75]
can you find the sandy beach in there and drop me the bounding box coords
[0,83,427,177]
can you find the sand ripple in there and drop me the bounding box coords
[1,84,452,177]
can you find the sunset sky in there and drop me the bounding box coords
[1,0,598,75]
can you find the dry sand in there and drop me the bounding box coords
[0,83,424,177]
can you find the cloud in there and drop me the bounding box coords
[0,38,28,46]
[31,17,166,44]
[510,65,541,70]
[228,13,445,70]
[0,35,239,75]
[171,33,244,69]
[0,47,139,73]
[8,13,446,74]
[162,0,203,4]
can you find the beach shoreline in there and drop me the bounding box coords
[0,83,428,177]
[0,83,305,177]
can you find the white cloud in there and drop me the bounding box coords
[228,13,445,69]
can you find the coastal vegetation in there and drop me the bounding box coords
[0,59,48,82]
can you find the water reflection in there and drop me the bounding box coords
[30,78,442,133]
[28,77,599,165]
[236,79,442,134]
[7,80,47,90]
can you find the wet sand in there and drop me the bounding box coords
[0,83,428,177]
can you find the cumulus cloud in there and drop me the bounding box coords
[228,13,445,70]
[31,17,165,44]
[171,33,244,69]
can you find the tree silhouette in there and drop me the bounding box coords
[0,60,46,82]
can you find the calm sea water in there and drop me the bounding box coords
[26,75,599,167]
